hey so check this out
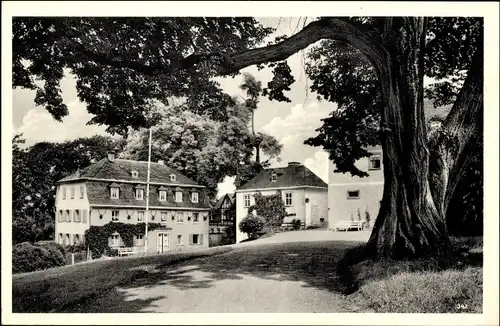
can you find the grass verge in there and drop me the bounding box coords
[12,246,233,313]
[341,236,483,313]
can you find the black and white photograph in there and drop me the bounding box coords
[2,2,499,325]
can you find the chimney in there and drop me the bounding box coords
[288,162,301,167]
[158,160,164,165]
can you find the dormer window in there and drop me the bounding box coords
[271,172,277,182]
[158,186,168,202]
[170,174,177,182]
[175,188,183,203]
[191,191,199,203]
[110,183,121,199]
[131,170,139,179]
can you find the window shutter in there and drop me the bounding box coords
[199,234,203,245]
[189,234,193,245]
[82,210,87,223]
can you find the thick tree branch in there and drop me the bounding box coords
[69,18,386,77]
[429,42,483,216]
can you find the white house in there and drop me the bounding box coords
[54,151,211,254]
[235,162,328,243]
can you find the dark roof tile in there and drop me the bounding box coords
[86,181,210,209]
[236,164,327,191]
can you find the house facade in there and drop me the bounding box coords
[327,146,384,229]
[54,151,211,254]
[235,162,328,243]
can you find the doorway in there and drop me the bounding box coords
[157,232,169,253]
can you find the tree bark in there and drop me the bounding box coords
[365,18,451,259]
[428,42,483,226]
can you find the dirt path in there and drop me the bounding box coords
[74,231,369,313]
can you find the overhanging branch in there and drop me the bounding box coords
[69,18,386,77]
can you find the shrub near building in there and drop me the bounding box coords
[13,242,66,274]
[238,214,265,240]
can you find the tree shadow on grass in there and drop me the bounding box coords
[119,240,365,296]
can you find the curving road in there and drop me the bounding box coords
[73,230,371,313]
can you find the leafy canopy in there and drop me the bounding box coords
[13,17,274,134]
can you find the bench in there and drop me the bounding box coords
[334,220,364,231]
[280,221,306,232]
[117,247,136,257]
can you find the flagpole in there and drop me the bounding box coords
[144,127,152,254]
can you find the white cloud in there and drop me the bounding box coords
[217,176,236,199]
[304,150,329,183]
[16,101,108,146]
[262,101,333,168]
[261,102,330,141]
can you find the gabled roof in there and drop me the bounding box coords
[58,158,200,186]
[236,164,327,191]
[215,192,236,209]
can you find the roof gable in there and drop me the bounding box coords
[236,164,327,191]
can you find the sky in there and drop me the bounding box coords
[12,17,334,198]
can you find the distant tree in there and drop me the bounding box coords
[12,134,123,243]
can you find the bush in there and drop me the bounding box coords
[37,241,66,257]
[239,214,265,239]
[13,242,65,274]
[219,226,236,246]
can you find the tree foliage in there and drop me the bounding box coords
[13,17,274,134]
[12,134,124,243]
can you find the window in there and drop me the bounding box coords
[74,234,80,244]
[111,210,120,221]
[271,173,277,182]
[175,191,183,203]
[135,189,144,200]
[193,212,199,223]
[160,212,168,221]
[193,234,199,244]
[320,218,325,223]
[110,234,120,247]
[137,211,144,221]
[177,235,183,245]
[176,212,184,223]
[170,174,176,182]
[131,170,139,178]
[79,185,84,199]
[347,190,360,199]
[110,187,120,199]
[74,209,81,222]
[71,187,75,199]
[62,187,67,200]
[65,210,71,222]
[285,193,293,206]
[159,190,167,201]
[58,210,63,222]
[191,192,199,203]
[369,154,381,170]
[244,195,251,208]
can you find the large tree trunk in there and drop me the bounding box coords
[429,41,483,232]
[365,18,451,259]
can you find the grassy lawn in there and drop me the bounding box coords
[342,236,483,313]
[12,246,232,313]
